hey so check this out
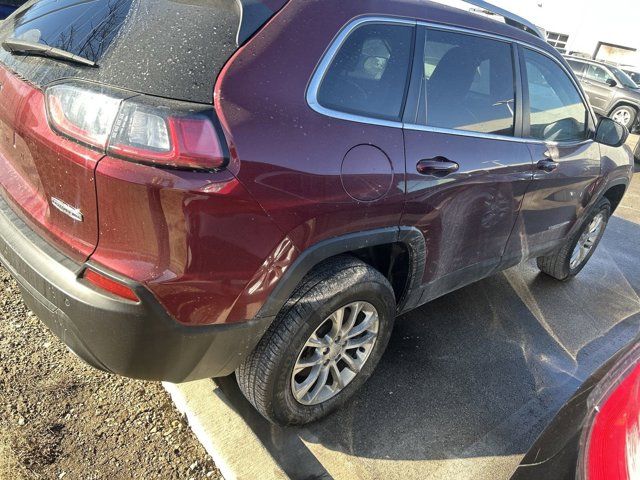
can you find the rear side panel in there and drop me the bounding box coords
[0,65,101,261]
[91,157,289,326]
[215,1,408,253]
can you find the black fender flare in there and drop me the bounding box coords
[255,226,426,319]
[566,176,630,240]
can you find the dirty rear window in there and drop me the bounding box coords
[0,0,248,103]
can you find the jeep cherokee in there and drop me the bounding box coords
[0,0,634,425]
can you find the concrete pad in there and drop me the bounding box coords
[170,167,640,480]
[163,380,289,480]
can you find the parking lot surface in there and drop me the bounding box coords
[216,154,640,479]
[1,142,638,479]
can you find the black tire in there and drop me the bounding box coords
[536,197,611,281]
[236,255,396,425]
[610,105,637,130]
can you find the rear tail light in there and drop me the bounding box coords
[45,82,228,171]
[47,84,123,149]
[580,342,640,480]
[83,269,139,302]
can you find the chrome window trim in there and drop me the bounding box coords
[306,15,598,147]
[404,123,523,143]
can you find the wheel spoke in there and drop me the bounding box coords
[329,361,344,390]
[306,332,329,349]
[329,308,345,339]
[340,302,363,337]
[294,364,322,399]
[293,352,323,373]
[307,366,330,403]
[346,331,377,350]
[340,353,361,373]
[346,311,376,339]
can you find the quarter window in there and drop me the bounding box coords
[316,23,414,121]
[414,29,516,136]
[566,59,587,77]
[523,49,589,142]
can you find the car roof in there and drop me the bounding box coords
[307,0,557,57]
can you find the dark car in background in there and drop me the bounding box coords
[566,56,640,131]
[511,337,640,480]
[0,0,634,426]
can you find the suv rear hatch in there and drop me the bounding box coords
[0,0,287,261]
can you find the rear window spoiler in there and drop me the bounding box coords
[235,0,288,46]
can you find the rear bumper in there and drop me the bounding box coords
[0,195,272,382]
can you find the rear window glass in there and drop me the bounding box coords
[317,23,414,121]
[0,0,280,103]
[2,0,132,61]
[415,29,516,136]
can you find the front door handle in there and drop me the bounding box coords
[416,157,459,177]
[537,159,559,173]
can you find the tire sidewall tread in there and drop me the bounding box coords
[237,255,396,425]
[537,197,611,280]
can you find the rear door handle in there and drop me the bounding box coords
[537,159,559,173]
[416,157,459,177]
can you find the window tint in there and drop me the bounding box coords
[566,59,587,76]
[414,29,516,136]
[317,23,414,121]
[523,49,588,142]
[584,64,616,85]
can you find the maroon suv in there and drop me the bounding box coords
[0,0,634,425]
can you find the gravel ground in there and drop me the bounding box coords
[0,268,219,480]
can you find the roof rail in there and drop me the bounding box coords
[462,0,545,40]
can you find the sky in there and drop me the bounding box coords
[434,0,640,65]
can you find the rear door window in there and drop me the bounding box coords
[523,49,589,142]
[584,64,616,85]
[316,23,414,121]
[411,28,516,136]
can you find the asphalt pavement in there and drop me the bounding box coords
[215,141,640,480]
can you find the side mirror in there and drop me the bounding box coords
[596,117,629,147]
[606,78,618,87]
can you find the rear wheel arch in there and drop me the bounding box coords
[255,227,425,320]
[609,101,639,114]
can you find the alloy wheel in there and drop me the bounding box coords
[612,109,632,127]
[570,212,606,270]
[291,302,379,406]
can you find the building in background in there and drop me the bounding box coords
[438,0,640,66]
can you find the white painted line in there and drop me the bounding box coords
[163,380,289,480]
